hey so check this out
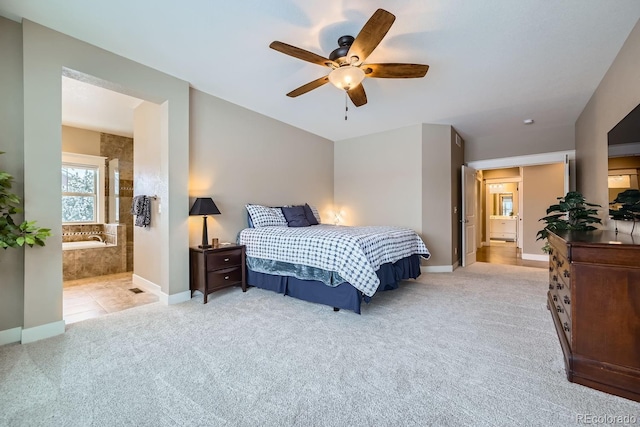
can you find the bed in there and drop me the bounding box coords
[237,204,431,313]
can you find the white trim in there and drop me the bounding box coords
[132,274,161,295]
[0,327,22,346]
[421,265,454,273]
[485,177,521,184]
[521,253,549,262]
[163,290,192,305]
[467,150,575,170]
[21,320,65,344]
[132,274,192,305]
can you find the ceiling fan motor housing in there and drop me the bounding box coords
[329,35,355,63]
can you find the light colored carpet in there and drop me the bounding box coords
[1,263,637,426]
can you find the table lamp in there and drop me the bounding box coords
[189,197,221,249]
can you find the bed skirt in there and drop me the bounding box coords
[246,254,421,314]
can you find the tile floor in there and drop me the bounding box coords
[63,272,159,324]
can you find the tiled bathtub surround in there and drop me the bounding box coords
[62,224,127,280]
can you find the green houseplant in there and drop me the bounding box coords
[0,152,51,248]
[536,191,602,252]
[609,188,640,234]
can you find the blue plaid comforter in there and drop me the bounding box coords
[238,224,430,297]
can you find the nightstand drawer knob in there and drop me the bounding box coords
[224,258,230,262]
[224,275,229,280]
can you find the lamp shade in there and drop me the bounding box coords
[328,66,365,91]
[189,198,221,216]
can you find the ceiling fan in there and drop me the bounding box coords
[269,8,429,108]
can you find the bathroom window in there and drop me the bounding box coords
[62,152,106,224]
[62,164,98,222]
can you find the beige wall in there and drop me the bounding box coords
[422,124,458,267]
[466,124,575,162]
[61,125,100,155]
[189,88,334,244]
[483,168,520,180]
[0,17,24,336]
[335,123,459,269]
[522,163,565,255]
[334,125,422,231]
[133,102,164,287]
[576,19,640,232]
[14,19,189,341]
[450,129,464,265]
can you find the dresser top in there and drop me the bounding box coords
[552,230,640,247]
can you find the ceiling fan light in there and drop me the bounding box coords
[328,66,365,91]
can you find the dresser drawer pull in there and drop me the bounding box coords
[563,322,570,332]
[224,275,230,280]
[552,275,558,282]
[548,284,554,290]
[552,255,558,263]
[224,258,230,262]
[553,295,558,302]
[549,248,554,255]
[563,270,570,278]
[557,259,564,268]
[563,296,570,305]
[549,266,553,272]
[556,305,564,313]
[556,283,563,290]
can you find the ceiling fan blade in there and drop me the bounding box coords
[270,41,337,68]
[286,76,330,97]
[363,63,429,78]
[347,9,396,65]
[348,84,367,107]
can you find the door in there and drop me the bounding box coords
[462,165,478,266]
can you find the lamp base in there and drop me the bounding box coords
[198,244,212,249]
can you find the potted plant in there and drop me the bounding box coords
[536,191,602,252]
[609,188,640,234]
[0,152,51,248]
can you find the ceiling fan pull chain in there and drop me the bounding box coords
[345,91,348,121]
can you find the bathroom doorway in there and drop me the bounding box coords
[61,75,157,323]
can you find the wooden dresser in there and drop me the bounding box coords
[547,230,640,402]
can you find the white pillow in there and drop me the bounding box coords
[309,205,321,224]
[246,204,287,228]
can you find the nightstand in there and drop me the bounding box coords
[189,244,246,303]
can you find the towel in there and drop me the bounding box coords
[131,195,151,227]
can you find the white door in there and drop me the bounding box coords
[462,165,478,267]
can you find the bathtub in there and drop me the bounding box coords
[62,241,114,250]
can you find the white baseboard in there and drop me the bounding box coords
[163,290,191,305]
[522,253,549,262]
[21,320,65,344]
[133,274,191,305]
[421,265,454,273]
[132,274,161,295]
[0,327,22,346]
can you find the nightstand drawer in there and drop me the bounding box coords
[207,266,242,289]
[206,249,242,270]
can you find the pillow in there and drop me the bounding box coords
[303,203,319,225]
[281,206,311,227]
[308,204,321,224]
[245,204,287,228]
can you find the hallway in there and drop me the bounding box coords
[476,241,547,269]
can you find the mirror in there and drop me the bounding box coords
[491,193,514,216]
[608,102,640,205]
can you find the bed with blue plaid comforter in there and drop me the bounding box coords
[238,224,430,297]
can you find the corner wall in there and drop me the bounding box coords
[576,19,640,223]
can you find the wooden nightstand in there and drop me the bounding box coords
[189,244,246,303]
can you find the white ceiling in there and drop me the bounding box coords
[3,1,640,143]
[62,76,142,137]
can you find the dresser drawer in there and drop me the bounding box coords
[207,266,243,290]
[548,233,569,260]
[206,249,242,270]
